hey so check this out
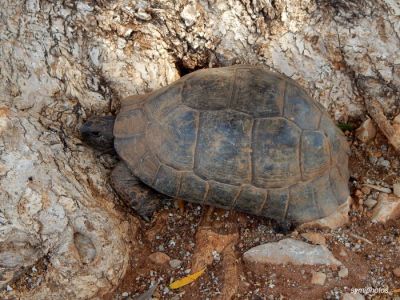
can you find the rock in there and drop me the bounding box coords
[148,252,171,265]
[180,4,198,27]
[372,193,400,223]
[338,266,349,278]
[301,232,326,245]
[169,259,182,269]
[369,156,378,164]
[121,292,129,297]
[311,271,326,285]
[342,293,365,300]
[363,184,392,193]
[377,157,390,169]
[135,8,152,21]
[393,267,400,278]
[355,118,376,143]
[243,238,342,266]
[364,198,377,209]
[393,183,400,197]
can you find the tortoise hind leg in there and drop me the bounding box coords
[110,162,162,221]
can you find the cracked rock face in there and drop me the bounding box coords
[0,0,399,298]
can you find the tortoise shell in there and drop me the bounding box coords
[114,65,350,223]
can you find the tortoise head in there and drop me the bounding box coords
[80,115,115,151]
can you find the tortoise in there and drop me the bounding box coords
[80,65,350,225]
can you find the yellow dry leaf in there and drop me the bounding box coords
[169,268,206,289]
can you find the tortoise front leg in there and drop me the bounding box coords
[110,162,161,221]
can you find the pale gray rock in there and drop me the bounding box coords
[338,266,349,278]
[243,238,342,266]
[364,198,378,209]
[181,3,199,27]
[169,259,183,269]
[342,293,365,300]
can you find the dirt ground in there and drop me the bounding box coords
[4,125,400,300]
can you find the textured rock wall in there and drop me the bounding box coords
[0,0,399,298]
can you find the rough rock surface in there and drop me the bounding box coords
[243,238,342,266]
[1,0,400,298]
[355,118,377,143]
[372,193,400,222]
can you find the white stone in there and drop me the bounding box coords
[342,293,365,300]
[181,4,198,27]
[169,259,182,269]
[355,118,376,143]
[364,198,377,209]
[135,8,152,21]
[243,238,342,266]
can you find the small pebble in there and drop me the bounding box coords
[393,183,400,197]
[6,285,13,292]
[311,271,326,285]
[393,267,400,278]
[212,250,221,262]
[342,293,365,300]
[377,157,390,168]
[364,198,377,209]
[121,292,129,297]
[338,266,349,278]
[369,156,377,164]
[169,259,182,269]
[355,118,376,143]
[148,252,171,265]
[180,3,198,27]
[135,8,152,21]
